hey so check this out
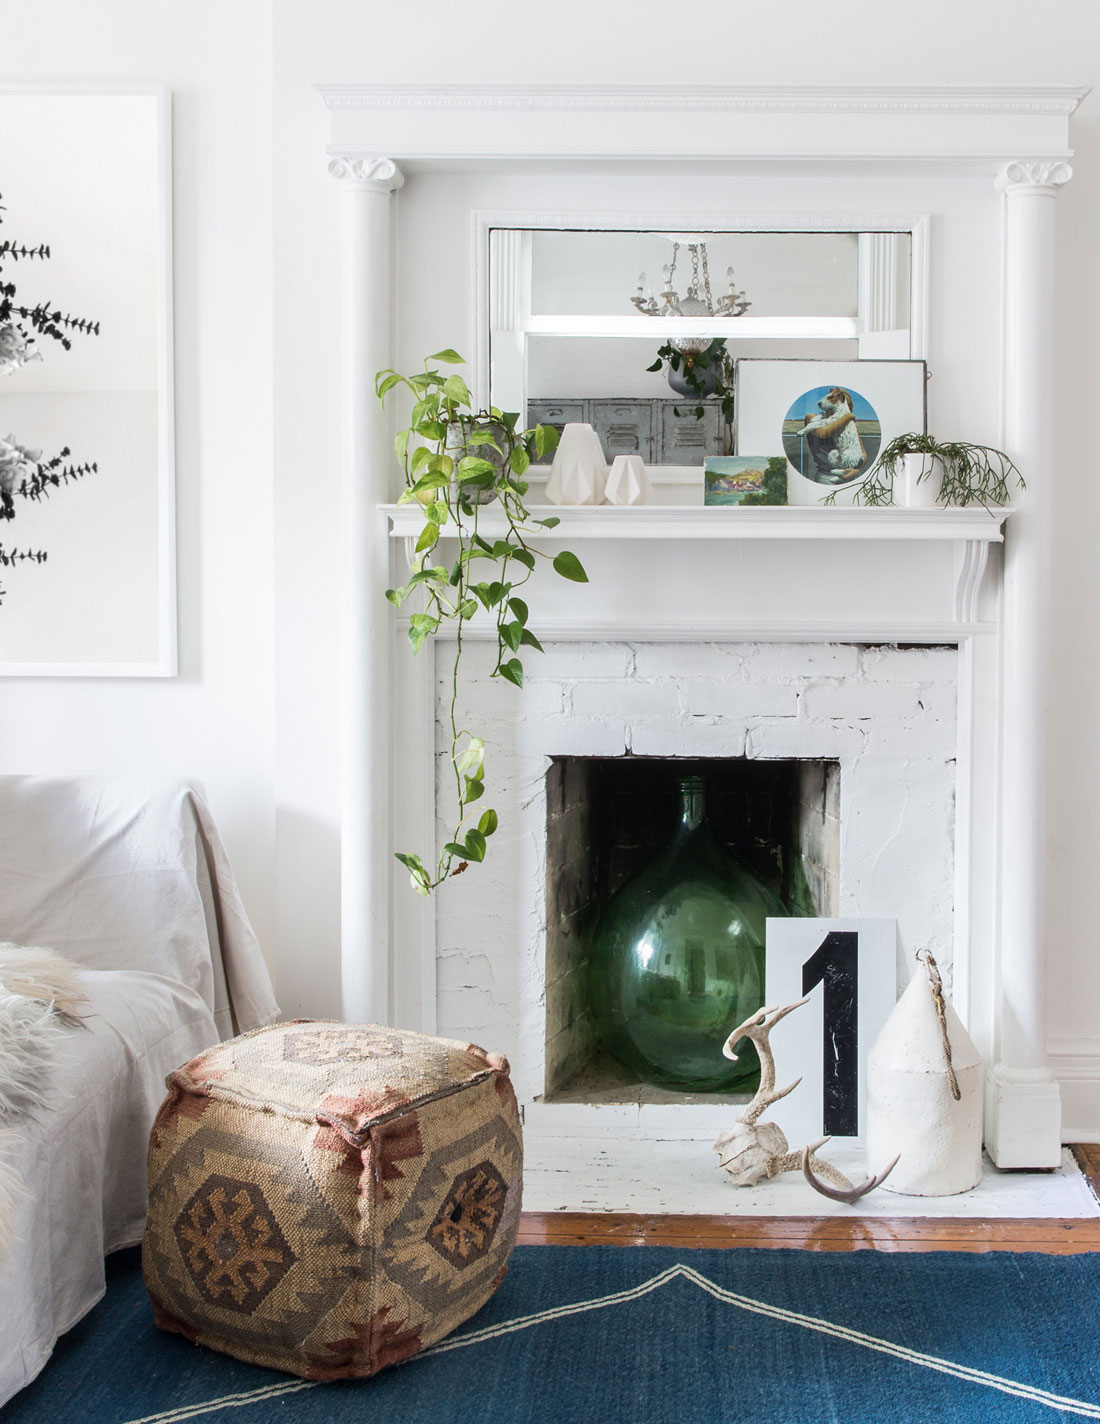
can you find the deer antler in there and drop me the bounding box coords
[800,1140,901,1204]
[723,997,810,1126]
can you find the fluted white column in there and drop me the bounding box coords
[989,159,1071,1167]
[328,155,404,1024]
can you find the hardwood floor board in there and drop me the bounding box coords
[517,1210,1100,1254]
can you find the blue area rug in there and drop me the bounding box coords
[7,1243,1100,1422]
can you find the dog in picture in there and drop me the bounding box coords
[797,387,867,483]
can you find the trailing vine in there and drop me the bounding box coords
[825,432,1025,508]
[377,349,588,896]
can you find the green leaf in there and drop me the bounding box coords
[414,523,438,555]
[509,446,530,476]
[419,421,445,443]
[458,456,496,478]
[478,809,498,837]
[407,565,448,587]
[376,370,402,399]
[463,777,484,803]
[454,737,485,777]
[409,470,450,497]
[552,550,589,583]
[410,445,433,476]
[508,597,529,624]
[395,852,431,896]
[535,516,561,529]
[458,597,479,619]
[519,627,544,652]
[450,560,463,586]
[511,548,535,572]
[426,499,449,525]
[385,586,409,608]
[395,429,411,462]
[443,374,472,406]
[645,357,663,372]
[429,348,465,364]
[487,581,506,607]
[534,424,560,458]
[498,657,524,688]
[408,612,439,653]
[501,620,524,652]
[491,540,514,560]
[463,828,487,863]
[465,429,501,450]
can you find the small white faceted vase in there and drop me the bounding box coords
[866,965,983,1196]
[604,453,651,507]
[545,422,607,506]
[898,452,944,507]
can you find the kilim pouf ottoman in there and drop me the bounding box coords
[142,1021,523,1379]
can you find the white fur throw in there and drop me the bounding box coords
[0,941,88,1022]
[0,944,88,1264]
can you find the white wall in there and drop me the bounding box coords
[272,0,1100,1110]
[0,2,276,965]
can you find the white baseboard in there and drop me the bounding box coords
[1049,1039,1100,1143]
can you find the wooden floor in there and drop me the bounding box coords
[515,1144,1100,1255]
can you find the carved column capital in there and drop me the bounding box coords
[327,155,405,194]
[996,159,1073,195]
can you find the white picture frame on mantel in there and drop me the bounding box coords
[0,85,176,677]
[735,358,927,508]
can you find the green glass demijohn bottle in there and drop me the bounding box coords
[588,775,786,1092]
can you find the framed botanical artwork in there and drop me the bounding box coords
[0,87,175,675]
[734,359,927,507]
[704,455,787,506]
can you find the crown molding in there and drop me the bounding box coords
[317,83,1090,118]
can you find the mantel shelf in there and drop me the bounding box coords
[383,503,1009,543]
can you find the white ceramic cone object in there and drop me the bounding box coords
[544,423,607,506]
[898,452,944,507]
[866,966,983,1195]
[604,453,651,506]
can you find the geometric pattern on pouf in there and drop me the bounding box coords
[142,1021,523,1380]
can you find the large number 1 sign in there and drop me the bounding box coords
[763,918,897,1148]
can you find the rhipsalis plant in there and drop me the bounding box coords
[829,432,1024,508]
[377,350,588,896]
[0,192,99,604]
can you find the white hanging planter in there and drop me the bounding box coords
[866,954,983,1196]
[545,422,608,506]
[897,452,945,507]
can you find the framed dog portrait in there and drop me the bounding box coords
[734,360,927,507]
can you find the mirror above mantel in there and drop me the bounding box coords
[488,226,913,465]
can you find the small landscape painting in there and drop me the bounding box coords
[704,455,788,506]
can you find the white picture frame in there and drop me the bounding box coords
[734,358,926,507]
[0,86,175,676]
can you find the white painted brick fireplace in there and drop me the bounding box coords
[433,638,959,1134]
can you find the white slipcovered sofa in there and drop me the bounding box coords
[0,777,279,1407]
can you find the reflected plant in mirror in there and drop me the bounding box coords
[377,350,588,895]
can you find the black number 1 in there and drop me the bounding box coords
[802,931,858,1137]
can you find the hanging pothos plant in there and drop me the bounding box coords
[376,349,588,896]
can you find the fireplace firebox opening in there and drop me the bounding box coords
[543,755,840,1103]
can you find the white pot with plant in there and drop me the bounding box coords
[376,350,588,896]
[849,433,1024,508]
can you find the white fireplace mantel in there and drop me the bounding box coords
[323,83,1088,1169]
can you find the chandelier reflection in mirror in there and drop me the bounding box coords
[631,240,750,354]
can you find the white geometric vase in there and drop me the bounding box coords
[604,453,651,507]
[544,423,607,506]
[866,957,983,1195]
